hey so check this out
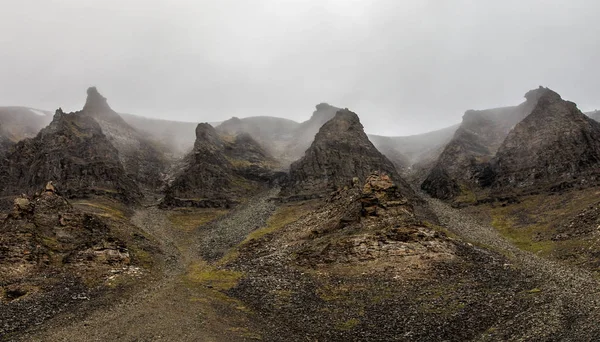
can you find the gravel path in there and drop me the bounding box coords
[425,196,600,340]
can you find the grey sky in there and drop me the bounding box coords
[1,0,599,136]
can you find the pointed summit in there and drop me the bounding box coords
[83,86,112,113]
[0,110,141,202]
[282,109,415,200]
[422,86,549,201]
[163,123,280,208]
[78,87,169,188]
[490,88,600,194]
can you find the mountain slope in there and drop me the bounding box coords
[0,109,141,203]
[282,109,415,201]
[216,116,299,159]
[80,87,169,188]
[422,87,547,200]
[0,106,53,141]
[163,123,281,208]
[491,89,600,194]
[120,113,199,156]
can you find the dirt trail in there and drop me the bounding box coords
[425,196,600,340]
[18,191,279,342]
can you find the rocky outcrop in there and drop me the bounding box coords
[163,123,281,208]
[282,109,416,201]
[490,89,600,194]
[0,185,156,336]
[1,189,130,283]
[422,87,547,200]
[0,109,141,203]
[81,87,169,189]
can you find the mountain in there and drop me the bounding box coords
[216,116,299,158]
[0,185,156,337]
[0,106,53,141]
[80,87,169,188]
[0,109,141,204]
[422,87,547,200]
[490,89,600,195]
[162,123,281,208]
[367,135,411,172]
[120,113,199,156]
[586,110,600,122]
[281,109,415,201]
[370,123,459,168]
[223,172,553,341]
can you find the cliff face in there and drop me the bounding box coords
[0,124,13,159]
[491,89,600,194]
[282,109,415,201]
[422,87,547,200]
[80,87,169,189]
[163,123,281,208]
[0,109,141,203]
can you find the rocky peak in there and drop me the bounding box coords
[194,123,224,150]
[282,109,415,200]
[163,127,281,208]
[77,87,169,188]
[83,86,113,115]
[422,86,550,201]
[490,88,600,193]
[0,110,141,203]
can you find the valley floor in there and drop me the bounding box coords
[8,192,600,341]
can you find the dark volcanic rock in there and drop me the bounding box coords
[282,109,416,201]
[422,87,547,200]
[81,87,169,189]
[0,109,141,203]
[491,89,600,193]
[163,123,281,208]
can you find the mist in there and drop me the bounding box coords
[1,0,599,135]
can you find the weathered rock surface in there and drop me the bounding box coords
[81,87,170,189]
[422,87,547,200]
[0,186,155,337]
[226,173,547,341]
[163,123,281,208]
[491,89,600,194]
[282,109,415,201]
[0,109,141,203]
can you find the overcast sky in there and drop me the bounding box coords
[1,0,599,135]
